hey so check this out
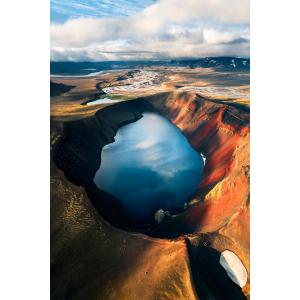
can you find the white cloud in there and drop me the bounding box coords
[139,0,249,24]
[51,0,249,61]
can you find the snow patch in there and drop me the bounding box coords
[220,250,247,288]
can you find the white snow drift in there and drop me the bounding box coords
[219,250,247,288]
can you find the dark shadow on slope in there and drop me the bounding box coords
[185,238,246,300]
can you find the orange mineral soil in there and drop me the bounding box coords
[147,91,250,296]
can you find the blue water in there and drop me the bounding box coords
[94,112,204,223]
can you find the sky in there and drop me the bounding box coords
[50,0,249,61]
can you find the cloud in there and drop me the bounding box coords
[139,0,249,24]
[51,0,249,61]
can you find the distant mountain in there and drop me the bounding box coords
[50,57,249,76]
[50,81,75,97]
[169,57,250,72]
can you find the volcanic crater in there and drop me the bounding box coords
[53,91,249,239]
[51,90,250,299]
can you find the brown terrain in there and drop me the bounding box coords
[51,69,250,299]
